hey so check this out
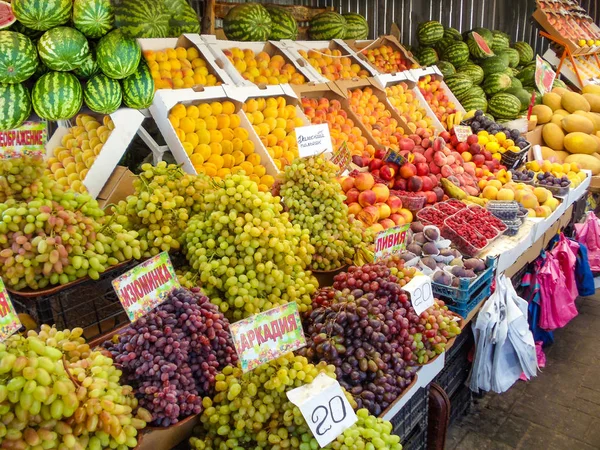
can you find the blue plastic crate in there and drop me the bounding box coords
[444,280,492,318]
[432,256,495,302]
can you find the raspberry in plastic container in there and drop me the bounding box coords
[441,218,488,257]
[417,206,448,227]
[434,200,461,215]
[391,190,427,211]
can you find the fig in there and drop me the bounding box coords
[433,271,452,286]
[413,232,426,244]
[405,229,414,245]
[440,248,454,257]
[463,269,476,278]
[407,244,422,256]
[421,256,437,271]
[424,227,440,242]
[410,221,425,233]
[422,242,440,256]
[464,258,486,272]
[399,252,417,262]
[449,257,463,267]
[451,266,467,277]
[452,277,461,287]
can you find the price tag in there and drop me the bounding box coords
[374,224,410,262]
[112,251,180,322]
[453,125,472,142]
[295,124,333,158]
[287,372,357,447]
[404,275,435,315]
[535,55,556,95]
[383,148,407,166]
[0,278,21,342]
[0,121,47,159]
[230,302,306,372]
[329,141,351,176]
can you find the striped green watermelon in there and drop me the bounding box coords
[12,0,71,31]
[8,21,43,39]
[114,0,169,38]
[0,31,38,84]
[506,87,531,111]
[266,6,298,40]
[0,1,16,29]
[488,92,521,119]
[223,3,271,41]
[510,77,522,89]
[443,27,462,41]
[415,47,438,66]
[308,11,345,40]
[553,78,567,89]
[0,82,31,130]
[480,55,508,77]
[443,41,470,67]
[73,48,99,79]
[32,71,82,120]
[417,21,444,46]
[469,28,494,47]
[435,37,456,55]
[342,13,368,40]
[457,63,484,85]
[444,74,473,99]
[437,61,456,78]
[463,85,485,99]
[461,94,488,113]
[496,48,520,68]
[121,63,154,109]
[466,32,494,59]
[37,27,89,72]
[491,30,510,52]
[164,0,200,36]
[513,41,534,65]
[96,30,141,79]
[516,65,535,87]
[84,73,121,114]
[482,73,511,95]
[73,0,113,39]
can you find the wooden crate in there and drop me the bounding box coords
[201,0,333,40]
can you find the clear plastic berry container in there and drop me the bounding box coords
[417,206,448,227]
[536,182,570,197]
[392,191,427,211]
[442,216,489,257]
[434,200,462,216]
[502,219,522,237]
[485,201,519,221]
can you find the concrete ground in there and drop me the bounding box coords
[446,294,600,450]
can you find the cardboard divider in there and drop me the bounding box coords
[410,66,466,116]
[137,34,235,88]
[149,86,278,176]
[45,109,144,199]
[533,8,597,56]
[372,72,445,133]
[346,35,419,75]
[200,35,324,86]
[278,39,378,82]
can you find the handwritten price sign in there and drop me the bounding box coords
[404,275,435,315]
[287,373,357,447]
[295,124,333,158]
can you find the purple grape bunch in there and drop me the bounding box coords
[104,287,237,426]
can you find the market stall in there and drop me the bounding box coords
[0,0,598,449]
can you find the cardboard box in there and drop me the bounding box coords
[46,109,144,199]
[97,166,135,210]
[409,66,466,115]
[525,125,544,148]
[136,415,199,450]
[137,34,235,88]
[345,35,418,75]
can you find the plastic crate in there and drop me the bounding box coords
[501,145,530,170]
[443,279,492,318]
[401,412,428,450]
[9,261,137,339]
[390,386,429,442]
[449,383,473,425]
[432,256,495,302]
[435,329,473,398]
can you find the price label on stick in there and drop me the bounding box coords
[295,124,334,158]
[535,55,556,96]
[287,372,358,447]
[112,251,179,322]
[373,224,410,262]
[404,275,435,315]
[0,278,21,342]
[453,125,472,142]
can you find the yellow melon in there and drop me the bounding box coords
[561,91,591,113]
[550,114,564,126]
[542,92,562,111]
[542,123,565,150]
[561,114,595,134]
[554,109,570,116]
[552,87,569,96]
[574,110,600,132]
[539,146,569,162]
[583,85,600,95]
[582,93,600,113]
[531,105,552,124]
[563,132,598,154]
[565,154,600,174]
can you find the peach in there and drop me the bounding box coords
[398,208,413,224]
[533,187,549,204]
[390,213,405,226]
[378,203,392,219]
[340,176,355,192]
[354,172,375,191]
[433,151,447,167]
[347,202,362,216]
[399,163,417,179]
[358,190,377,207]
[407,176,423,192]
[372,183,390,203]
[345,188,360,204]
[422,176,434,192]
[380,218,396,230]
[357,205,380,226]
[497,188,515,201]
[386,195,403,213]
[370,223,385,234]
[521,193,539,209]
[535,205,552,218]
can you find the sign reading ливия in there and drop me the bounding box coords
[374,224,410,261]
[112,252,179,322]
[230,302,306,372]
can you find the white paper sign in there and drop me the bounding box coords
[404,275,435,315]
[287,372,357,447]
[295,124,334,158]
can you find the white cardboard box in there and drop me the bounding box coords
[410,66,466,115]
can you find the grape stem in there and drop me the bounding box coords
[62,354,82,388]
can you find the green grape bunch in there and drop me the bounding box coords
[280,157,366,271]
[181,173,318,321]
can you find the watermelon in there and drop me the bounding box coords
[84,73,121,114]
[480,55,508,77]
[444,74,473,99]
[417,21,444,46]
[553,78,567,89]
[506,87,531,111]
[308,11,345,40]
[0,82,31,130]
[266,6,298,40]
[443,41,470,67]
[96,30,141,79]
[435,37,456,55]
[12,0,71,31]
[466,31,494,59]
[114,0,169,38]
[121,63,154,109]
[32,71,82,120]
[470,28,494,47]
[513,41,534,65]
[491,30,510,52]
[443,27,462,41]
[516,65,535,87]
[415,47,438,66]
[463,85,485,99]
[342,13,368,40]
[437,61,456,78]
[457,63,484,85]
[0,1,16,29]
[37,27,89,72]
[8,21,43,39]
[510,77,522,89]
[461,95,488,113]
[223,3,272,41]
[496,48,520,68]
[164,0,200,36]
[73,0,113,39]
[482,73,511,95]
[488,92,521,119]
[73,48,99,79]
[0,31,38,84]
